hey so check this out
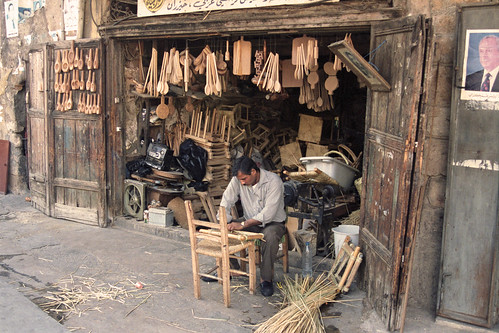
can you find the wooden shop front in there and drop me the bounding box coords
[27,1,430,330]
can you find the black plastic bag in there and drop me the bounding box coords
[178,139,207,181]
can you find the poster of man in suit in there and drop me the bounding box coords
[4,1,18,38]
[462,30,499,100]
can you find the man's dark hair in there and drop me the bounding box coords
[232,156,259,177]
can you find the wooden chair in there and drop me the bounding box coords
[255,231,289,273]
[184,200,264,307]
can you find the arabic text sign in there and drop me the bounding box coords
[138,0,338,17]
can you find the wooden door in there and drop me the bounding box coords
[27,41,107,226]
[437,4,499,328]
[27,48,49,214]
[360,16,426,331]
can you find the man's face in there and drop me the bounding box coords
[479,37,499,72]
[237,169,258,186]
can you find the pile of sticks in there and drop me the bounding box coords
[38,275,147,320]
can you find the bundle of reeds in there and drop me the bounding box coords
[255,274,340,333]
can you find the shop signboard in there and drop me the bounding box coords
[138,0,338,17]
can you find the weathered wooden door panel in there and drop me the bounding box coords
[361,16,426,331]
[27,49,49,214]
[27,40,107,226]
[438,4,499,328]
[52,114,103,225]
[47,40,106,226]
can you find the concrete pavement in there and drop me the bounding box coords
[0,193,497,332]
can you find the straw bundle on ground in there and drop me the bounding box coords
[255,274,340,333]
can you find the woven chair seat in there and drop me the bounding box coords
[197,238,252,257]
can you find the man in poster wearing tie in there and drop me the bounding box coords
[465,35,499,92]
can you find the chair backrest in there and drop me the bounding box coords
[184,200,229,247]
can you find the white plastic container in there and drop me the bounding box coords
[332,225,360,258]
[148,207,174,227]
[300,156,358,189]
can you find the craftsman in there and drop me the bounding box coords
[220,156,286,297]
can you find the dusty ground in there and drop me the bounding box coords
[0,194,496,333]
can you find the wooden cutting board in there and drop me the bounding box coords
[234,37,252,75]
[281,59,302,88]
[292,35,315,65]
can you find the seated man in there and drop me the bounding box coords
[220,156,286,297]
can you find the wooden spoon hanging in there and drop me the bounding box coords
[66,90,73,111]
[78,48,84,70]
[87,48,93,70]
[79,70,85,90]
[54,50,61,73]
[74,47,79,69]
[96,94,101,115]
[61,50,69,73]
[93,48,99,70]
[86,70,92,91]
[90,71,96,92]
[68,41,75,70]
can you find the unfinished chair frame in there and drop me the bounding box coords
[184,200,264,307]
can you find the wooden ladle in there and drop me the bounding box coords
[90,71,96,92]
[86,70,92,91]
[79,70,85,90]
[78,48,84,70]
[74,47,79,69]
[93,48,99,70]
[54,50,61,73]
[68,41,75,70]
[87,48,93,70]
[96,94,101,115]
[61,50,69,73]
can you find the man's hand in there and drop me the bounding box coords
[227,222,244,231]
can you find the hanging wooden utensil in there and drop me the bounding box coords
[66,90,73,110]
[274,53,281,93]
[324,62,335,76]
[86,70,92,91]
[79,70,85,90]
[68,41,75,70]
[62,50,69,73]
[87,48,93,70]
[325,75,339,95]
[74,47,79,69]
[225,40,230,61]
[90,71,96,92]
[157,95,169,119]
[78,48,84,70]
[96,94,101,115]
[55,50,61,73]
[54,73,60,92]
[307,71,319,90]
[93,48,99,70]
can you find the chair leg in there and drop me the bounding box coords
[282,233,289,273]
[221,252,231,307]
[248,243,256,295]
[216,258,222,285]
[239,250,247,272]
[192,252,201,300]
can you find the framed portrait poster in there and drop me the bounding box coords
[460,29,499,101]
[328,40,391,92]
